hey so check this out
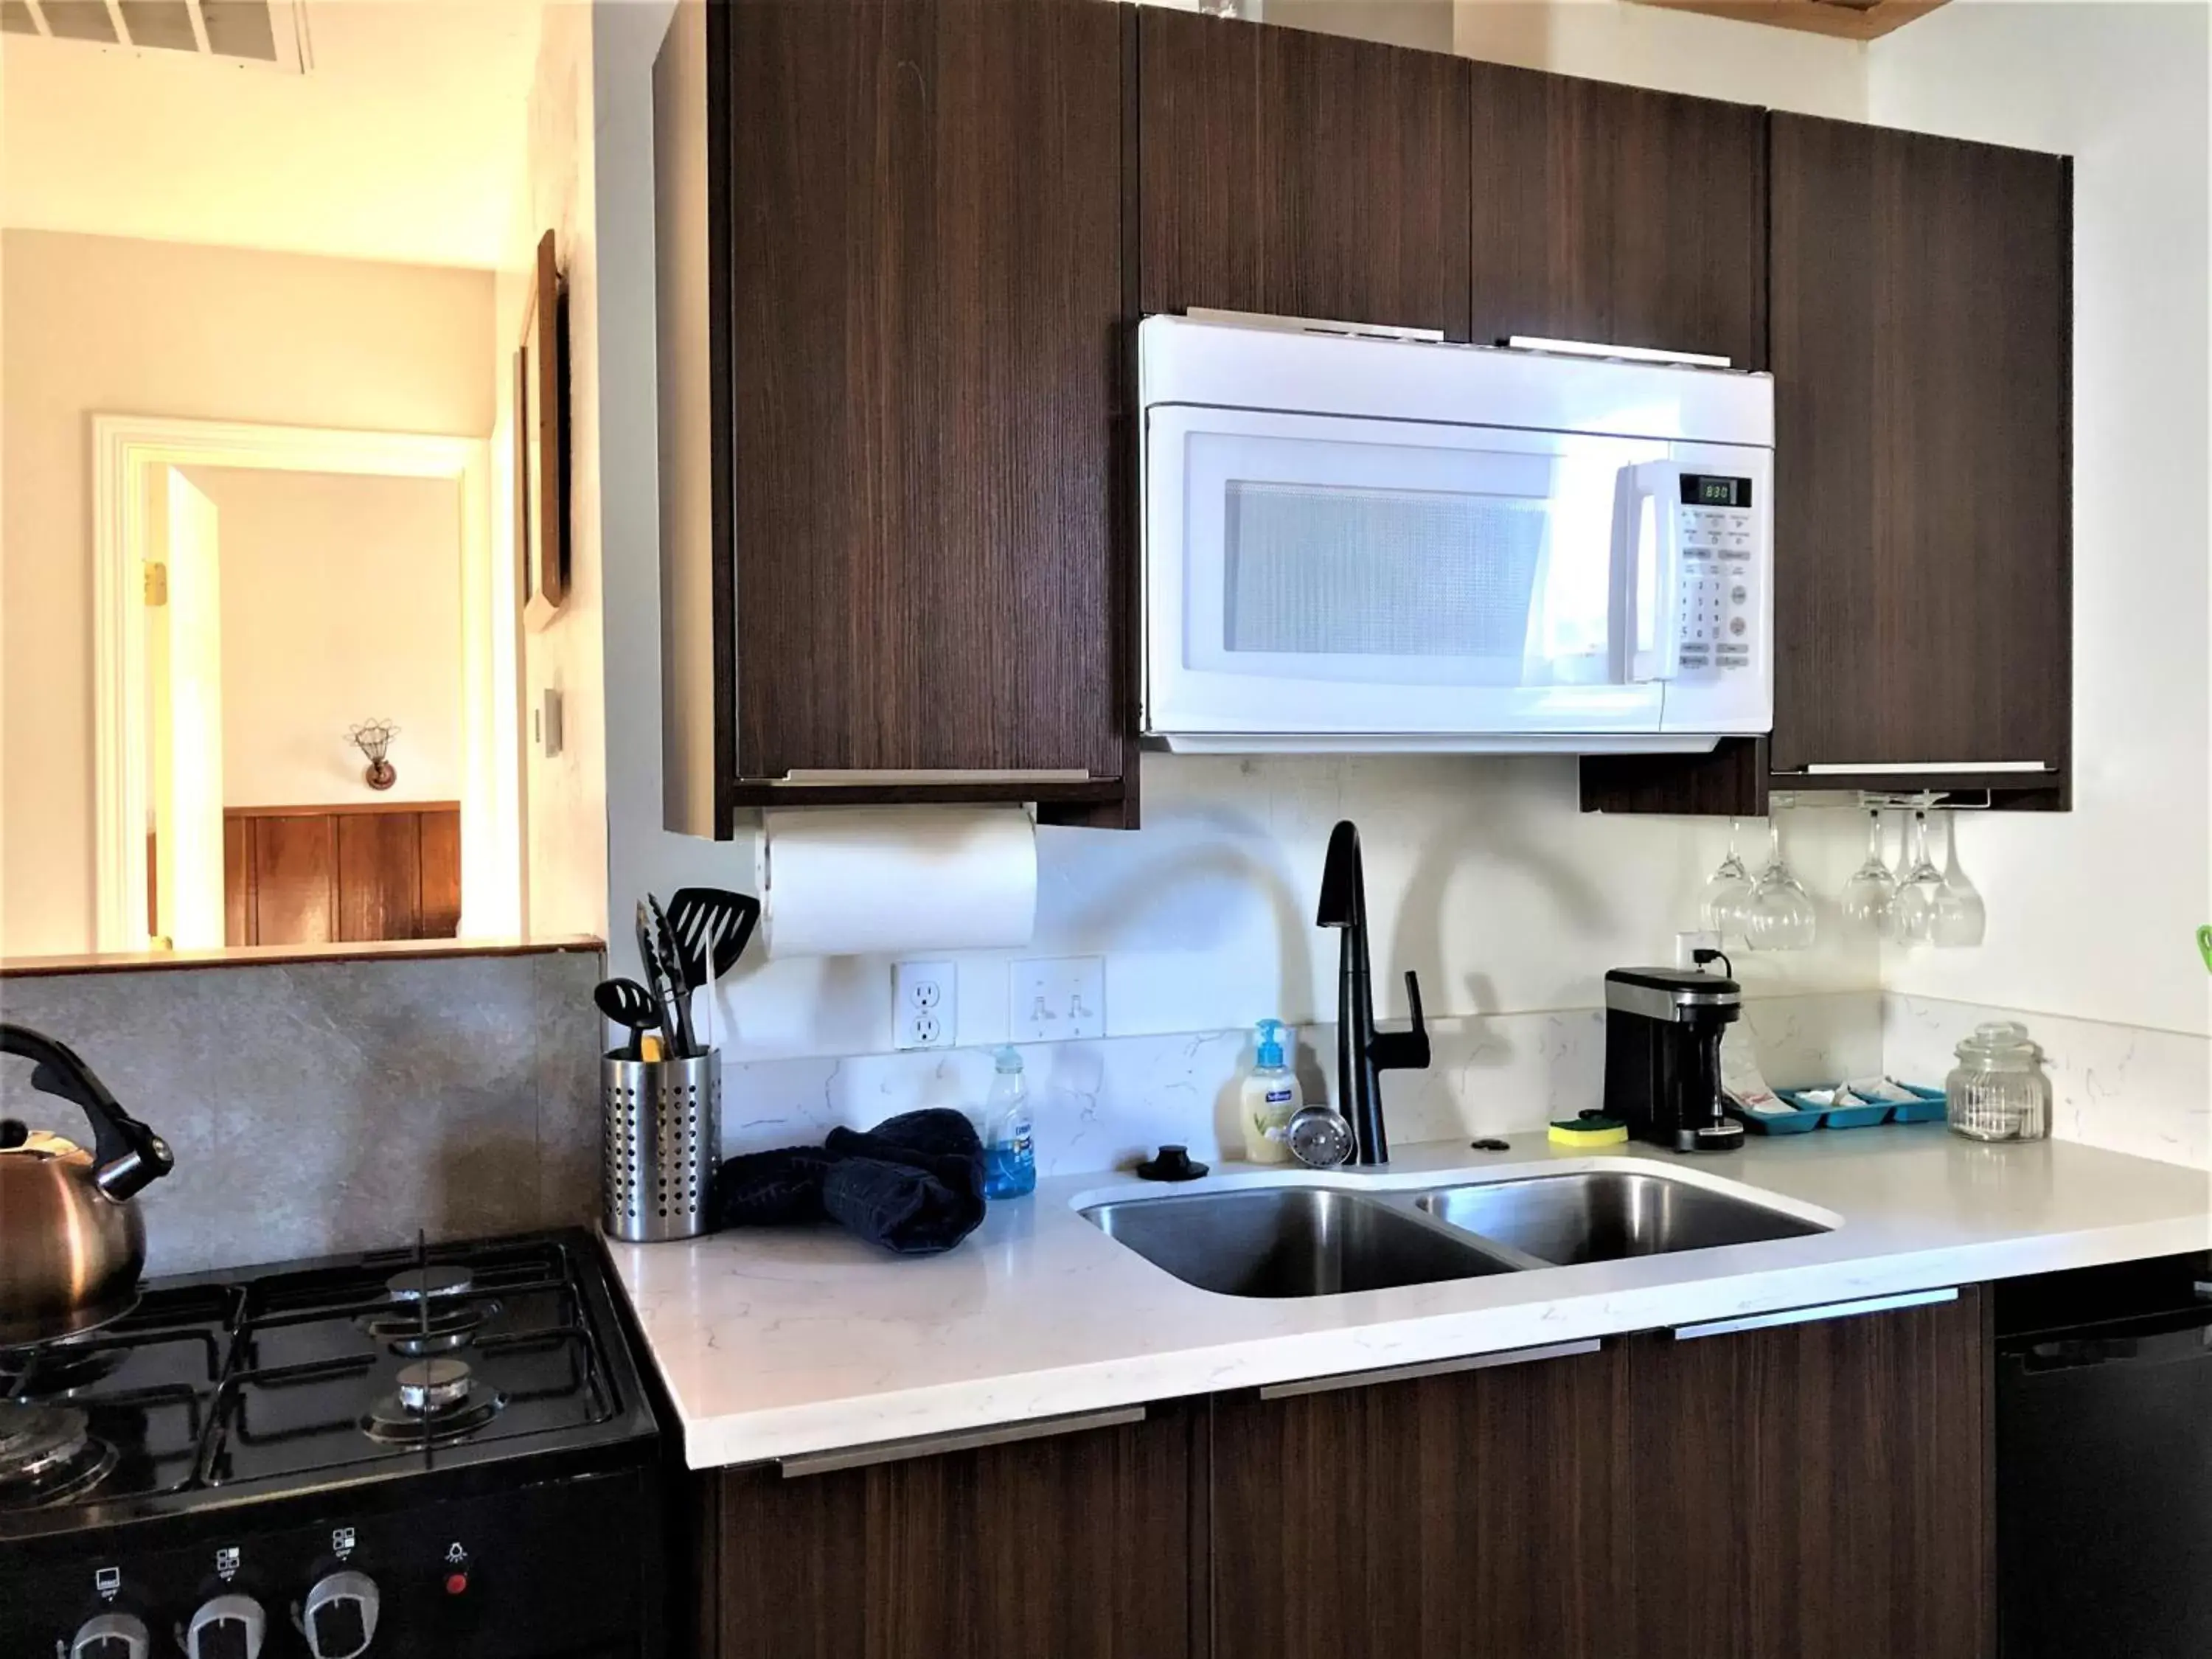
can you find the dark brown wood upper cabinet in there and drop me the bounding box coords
[1138,7,1472,338]
[658,0,1135,834]
[1468,63,1768,369]
[1768,114,2072,792]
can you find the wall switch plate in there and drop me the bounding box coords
[893,960,957,1050]
[1674,930,1722,970]
[1010,956,1105,1043]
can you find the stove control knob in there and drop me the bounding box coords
[184,1593,266,1659]
[70,1611,150,1659]
[302,1571,380,1659]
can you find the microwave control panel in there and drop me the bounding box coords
[1674,474,1758,678]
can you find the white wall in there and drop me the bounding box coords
[187,467,465,808]
[495,2,613,944]
[1867,1,2212,1042]
[0,231,495,956]
[1453,0,1865,117]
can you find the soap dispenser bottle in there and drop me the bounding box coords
[1240,1020,1304,1164]
[981,1046,1036,1199]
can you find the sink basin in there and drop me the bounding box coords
[1082,1187,1524,1298]
[1416,1171,1828,1265]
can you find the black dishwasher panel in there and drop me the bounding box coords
[1997,1253,2212,1659]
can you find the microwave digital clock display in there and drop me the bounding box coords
[1680,474,1753,509]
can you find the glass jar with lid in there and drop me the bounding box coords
[1945,1021,2052,1141]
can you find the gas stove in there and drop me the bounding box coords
[0,1229,666,1659]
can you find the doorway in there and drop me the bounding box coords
[91,416,517,951]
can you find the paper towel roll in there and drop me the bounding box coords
[756,807,1037,959]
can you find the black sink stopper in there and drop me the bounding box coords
[1135,1145,1208,1182]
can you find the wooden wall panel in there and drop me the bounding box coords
[418,809,462,939]
[224,803,460,947]
[223,817,252,947]
[250,815,337,947]
[335,813,422,944]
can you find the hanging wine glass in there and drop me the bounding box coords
[1931,811,1988,947]
[1701,818,1756,942]
[1747,815,1817,951]
[1891,810,1947,945]
[1839,808,1898,939]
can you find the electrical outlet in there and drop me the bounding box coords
[1674,930,1722,970]
[1010,956,1105,1043]
[892,961,957,1050]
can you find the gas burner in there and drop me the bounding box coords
[362,1295,498,1356]
[386,1265,473,1303]
[0,1404,116,1510]
[360,1359,505,1446]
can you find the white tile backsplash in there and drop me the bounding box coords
[1884,994,2212,1171]
[717,990,1884,1175]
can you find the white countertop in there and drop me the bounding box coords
[608,1127,2212,1470]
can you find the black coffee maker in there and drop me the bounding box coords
[1602,966,1745,1152]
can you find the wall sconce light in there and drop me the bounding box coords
[347,720,400,791]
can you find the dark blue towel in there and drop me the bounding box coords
[711,1108,987,1256]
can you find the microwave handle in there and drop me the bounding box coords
[1615,462,1686,684]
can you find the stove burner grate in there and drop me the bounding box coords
[362,1296,498,1356]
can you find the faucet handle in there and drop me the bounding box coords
[1371,970,1431,1073]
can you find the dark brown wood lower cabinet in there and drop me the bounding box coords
[1210,1344,1633,1659]
[698,1405,1198,1659]
[689,1299,1989,1659]
[1628,1290,1992,1659]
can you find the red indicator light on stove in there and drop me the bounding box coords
[445,1571,470,1596]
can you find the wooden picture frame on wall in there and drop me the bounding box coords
[521,229,571,630]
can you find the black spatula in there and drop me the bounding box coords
[664,888,761,992]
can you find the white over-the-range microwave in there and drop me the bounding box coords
[1138,313,1775,754]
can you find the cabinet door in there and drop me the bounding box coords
[1770,114,2070,783]
[1138,7,1470,338]
[727,0,1126,786]
[704,1407,1196,1659]
[1628,1290,1992,1659]
[1210,1346,1632,1659]
[1469,63,1767,369]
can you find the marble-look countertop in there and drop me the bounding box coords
[609,1127,2212,1470]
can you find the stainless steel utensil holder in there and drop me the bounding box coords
[602,1051,720,1242]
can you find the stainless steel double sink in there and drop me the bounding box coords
[1082,1168,1830,1298]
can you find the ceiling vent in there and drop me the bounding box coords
[1,0,313,72]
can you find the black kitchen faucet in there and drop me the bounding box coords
[1315,820,1430,1167]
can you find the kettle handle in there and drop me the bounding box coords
[0,1023,173,1201]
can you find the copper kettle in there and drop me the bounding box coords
[0,1023,173,1347]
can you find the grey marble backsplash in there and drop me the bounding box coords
[0,947,605,1274]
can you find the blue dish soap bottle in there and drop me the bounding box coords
[981,1046,1036,1199]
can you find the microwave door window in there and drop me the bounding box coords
[1220,480,1543,686]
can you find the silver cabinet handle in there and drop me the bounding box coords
[1258,1338,1601,1401]
[777,1405,1145,1478]
[1671,1287,1958,1342]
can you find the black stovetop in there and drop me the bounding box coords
[0,1228,659,1543]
